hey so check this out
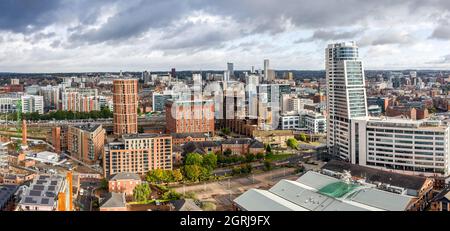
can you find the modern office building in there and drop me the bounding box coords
[304,111,327,134]
[326,41,368,160]
[227,62,234,79]
[165,99,215,135]
[21,95,44,114]
[279,114,301,130]
[103,134,172,177]
[113,79,138,136]
[0,94,20,113]
[351,117,450,176]
[152,91,173,112]
[264,59,270,82]
[67,124,105,164]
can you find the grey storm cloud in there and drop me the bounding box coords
[295,29,364,43]
[0,0,62,32]
[430,23,450,40]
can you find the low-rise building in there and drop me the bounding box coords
[430,187,450,211]
[99,192,127,211]
[0,184,19,211]
[253,130,295,148]
[171,133,209,146]
[108,173,141,196]
[234,171,416,211]
[18,173,73,211]
[181,138,264,156]
[322,160,434,211]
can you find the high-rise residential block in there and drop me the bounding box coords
[62,88,99,112]
[326,42,368,160]
[113,79,138,136]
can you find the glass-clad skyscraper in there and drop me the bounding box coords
[326,42,368,160]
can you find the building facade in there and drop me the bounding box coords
[67,124,105,164]
[21,95,44,114]
[351,117,450,176]
[326,41,368,160]
[103,134,173,177]
[113,79,138,136]
[165,99,215,135]
[62,88,99,112]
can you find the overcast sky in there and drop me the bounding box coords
[1,0,450,72]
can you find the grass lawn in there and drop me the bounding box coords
[265,153,294,161]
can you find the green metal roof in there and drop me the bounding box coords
[318,182,359,198]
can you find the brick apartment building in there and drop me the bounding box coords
[113,79,138,136]
[48,126,68,154]
[385,106,429,120]
[165,99,215,135]
[103,134,173,177]
[67,124,105,164]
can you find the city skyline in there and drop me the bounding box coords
[1,1,450,72]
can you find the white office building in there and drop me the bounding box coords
[304,111,327,134]
[22,95,44,114]
[351,117,450,176]
[280,114,301,130]
[0,94,21,113]
[326,41,368,160]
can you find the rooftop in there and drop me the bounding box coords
[110,173,141,181]
[100,192,127,209]
[122,133,170,140]
[170,199,202,211]
[19,174,65,208]
[73,124,102,133]
[322,160,427,191]
[234,171,414,211]
[0,184,19,208]
[170,132,209,139]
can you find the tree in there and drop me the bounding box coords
[223,149,232,156]
[100,179,108,190]
[263,160,273,171]
[246,153,256,163]
[265,144,272,153]
[146,169,165,183]
[202,153,218,172]
[243,164,252,174]
[286,138,299,149]
[184,165,202,181]
[185,153,203,166]
[256,153,265,160]
[172,169,183,182]
[138,126,144,133]
[133,183,151,202]
[162,190,181,201]
[299,133,307,142]
[221,127,231,136]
